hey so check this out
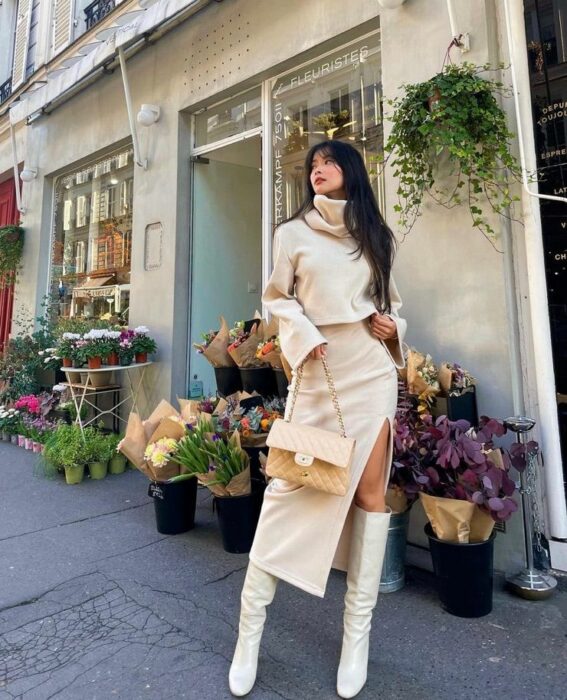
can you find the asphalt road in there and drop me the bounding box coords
[1,443,566,700]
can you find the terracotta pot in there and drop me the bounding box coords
[62,357,73,368]
[106,352,119,366]
[135,352,148,364]
[87,356,102,370]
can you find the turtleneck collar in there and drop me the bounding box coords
[304,194,349,237]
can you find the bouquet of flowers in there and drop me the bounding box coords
[438,361,476,397]
[193,316,237,368]
[185,428,251,497]
[227,319,264,368]
[255,334,284,369]
[118,398,209,481]
[405,348,440,410]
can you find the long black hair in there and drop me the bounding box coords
[280,140,396,314]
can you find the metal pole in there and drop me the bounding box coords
[504,416,557,600]
[117,47,147,170]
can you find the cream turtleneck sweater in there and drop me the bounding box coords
[262,194,407,370]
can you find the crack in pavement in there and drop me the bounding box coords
[0,502,152,543]
[203,565,247,586]
[0,572,211,695]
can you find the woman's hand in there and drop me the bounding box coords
[308,343,327,361]
[369,312,398,341]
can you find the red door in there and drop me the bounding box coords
[0,179,19,353]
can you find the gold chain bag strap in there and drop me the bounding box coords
[265,356,355,496]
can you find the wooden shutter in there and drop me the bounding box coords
[52,0,74,55]
[11,0,32,89]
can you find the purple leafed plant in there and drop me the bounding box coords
[391,380,537,523]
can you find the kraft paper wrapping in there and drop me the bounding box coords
[199,316,236,368]
[386,486,409,514]
[118,412,147,472]
[228,321,263,367]
[407,350,439,398]
[420,493,475,542]
[177,398,201,424]
[143,399,178,442]
[259,348,284,369]
[264,316,279,340]
[420,493,495,542]
[438,363,454,394]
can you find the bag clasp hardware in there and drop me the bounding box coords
[294,452,314,467]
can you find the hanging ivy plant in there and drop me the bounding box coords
[0,225,24,286]
[383,62,523,244]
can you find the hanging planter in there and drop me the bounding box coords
[384,62,523,244]
[0,225,24,288]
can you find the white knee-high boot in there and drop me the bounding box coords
[229,561,278,697]
[337,505,391,699]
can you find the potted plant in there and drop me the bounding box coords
[107,433,127,474]
[0,225,24,289]
[104,331,121,366]
[413,414,523,617]
[82,427,109,480]
[131,326,157,363]
[118,331,135,366]
[42,424,86,484]
[384,62,522,244]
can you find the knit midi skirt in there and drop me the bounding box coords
[249,318,399,598]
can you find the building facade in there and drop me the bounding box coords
[0,0,566,575]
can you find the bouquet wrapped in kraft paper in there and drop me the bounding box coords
[406,349,440,400]
[438,361,476,396]
[192,316,236,368]
[419,492,495,543]
[415,415,521,543]
[227,317,265,368]
[172,421,252,497]
[118,399,204,482]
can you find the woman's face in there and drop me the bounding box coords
[309,150,346,199]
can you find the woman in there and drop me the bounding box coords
[229,140,407,698]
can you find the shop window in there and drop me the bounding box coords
[51,147,133,323]
[271,32,383,223]
[194,87,261,148]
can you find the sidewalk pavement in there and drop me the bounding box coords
[1,442,566,700]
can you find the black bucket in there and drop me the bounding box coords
[214,493,260,553]
[243,445,269,493]
[273,367,289,398]
[425,523,496,617]
[148,477,198,535]
[240,366,278,397]
[214,366,243,397]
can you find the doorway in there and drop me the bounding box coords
[189,135,262,396]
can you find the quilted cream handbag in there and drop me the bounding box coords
[265,356,355,496]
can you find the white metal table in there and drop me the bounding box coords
[61,361,153,435]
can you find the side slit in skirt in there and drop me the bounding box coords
[249,319,398,598]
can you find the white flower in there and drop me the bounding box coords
[62,332,81,340]
[134,325,150,335]
[52,384,66,392]
[107,331,121,339]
